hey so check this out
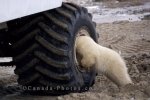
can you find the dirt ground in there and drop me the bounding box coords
[0,0,150,100]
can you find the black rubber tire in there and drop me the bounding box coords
[12,3,98,94]
[0,29,13,57]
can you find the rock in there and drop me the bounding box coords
[57,96,64,100]
[70,93,78,98]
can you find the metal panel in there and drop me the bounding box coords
[0,0,62,23]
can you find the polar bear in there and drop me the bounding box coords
[75,36,132,87]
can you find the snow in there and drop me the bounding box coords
[0,57,12,62]
[86,2,150,23]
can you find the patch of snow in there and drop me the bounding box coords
[86,6,100,13]
[0,57,12,62]
[86,2,150,23]
[64,0,93,5]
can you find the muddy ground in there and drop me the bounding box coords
[0,0,150,100]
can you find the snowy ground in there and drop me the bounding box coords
[87,2,150,23]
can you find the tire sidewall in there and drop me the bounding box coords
[70,12,98,89]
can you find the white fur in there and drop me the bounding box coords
[76,36,132,87]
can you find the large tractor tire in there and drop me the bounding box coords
[12,3,98,94]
